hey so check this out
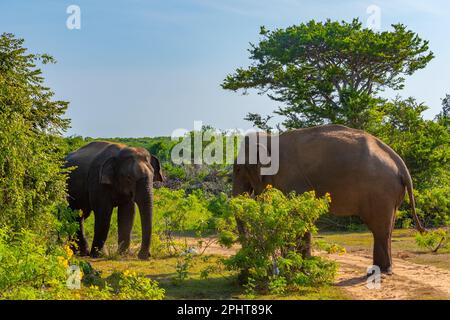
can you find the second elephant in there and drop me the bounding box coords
[65,141,164,259]
[233,124,424,274]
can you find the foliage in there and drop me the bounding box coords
[414,187,450,227]
[370,97,450,189]
[0,228,70,298]
[314,239,347,255]
[438,94,450,129]
[0,227,165,300]
[415,229,450,253]
[153,187,212,254]
[221,187,336,293]
[173,251,195,285]
[104,271,165,300]
[0,33,69,235]
[222,19,433,130]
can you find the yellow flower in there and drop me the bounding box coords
[57,256,69,268]
[64,245,74,260]
[266,184,273,190]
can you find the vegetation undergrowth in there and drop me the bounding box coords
[217,186,337,296]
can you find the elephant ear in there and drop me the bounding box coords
[99,157,116,185]
[150,155,165,182]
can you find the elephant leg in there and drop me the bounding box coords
[91,204,113,258]
[118,201,136,255]
[368,208,395,274]
[372,231,392,274]
[77,210,91,256]
[298,232,312,258]
[69,209,90,256]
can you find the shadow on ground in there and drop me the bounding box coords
[335,275,367,287]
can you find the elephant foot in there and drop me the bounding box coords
[118,249,130,257]
[71,242,90,257]
[79,248,90,257]
[138,250,150,260]
[381,267,393,276]
[367,265,393,277]
[118,244,131,256]
[90,247,102,258]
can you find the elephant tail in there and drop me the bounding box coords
[403,171,426,233]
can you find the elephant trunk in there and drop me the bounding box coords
[135,177,153,260]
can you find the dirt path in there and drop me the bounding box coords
[187,237,450,300]
[326,251,450,300]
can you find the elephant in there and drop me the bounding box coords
[65,141,164,259]
[232,124,424,274]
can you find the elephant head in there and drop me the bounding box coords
[232,132,277,197]
[99,147,164,259]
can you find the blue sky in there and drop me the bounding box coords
[1,0,449,137]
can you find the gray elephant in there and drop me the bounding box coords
[65,141,164,259]
[233,124,424,274]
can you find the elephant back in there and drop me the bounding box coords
[65,141,123,209]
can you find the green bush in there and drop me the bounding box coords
[104,271,165,300]
[0,227,165,300]
[415,229,450,253]
[415,187,450,227]
[0,228,69,298]
[153,187,213,255]
[398,186,450,228]
[314,239,347,255]
[221,187,336,294]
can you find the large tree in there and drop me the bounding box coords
[0,33,70,234]
[222,19,434,130]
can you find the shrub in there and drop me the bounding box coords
[105,271,165,300]
[415,229,450,253]
[0,227,165,300]
[314,239,347,255]
[397,186,450,229]
[153,187,213,255]
[221,186,336,293]
[415,187,450,227]
[0,228,74,299]
[173,251,195,285]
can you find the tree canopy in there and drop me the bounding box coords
[0,33,69,233]
[222,19,434,130]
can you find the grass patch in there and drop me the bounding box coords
[87,254,349,300]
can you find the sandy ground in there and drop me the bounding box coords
[187,237,450,300]
[328,251,450,300]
